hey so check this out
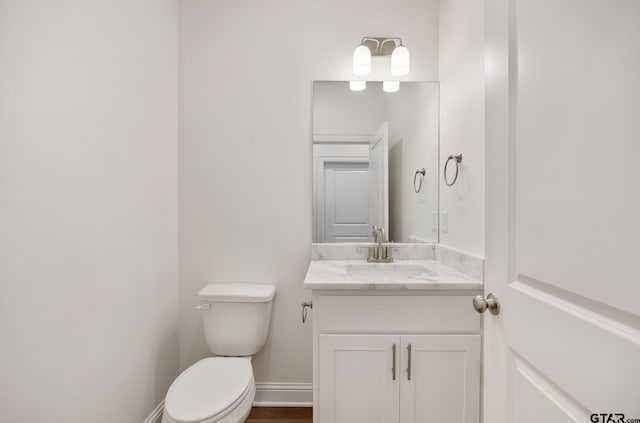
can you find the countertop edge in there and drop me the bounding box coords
[303,259,484,291]
[303,282,484,291]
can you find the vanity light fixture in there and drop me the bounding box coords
[349,80,366,91]
[352,37,410,77]
[383,80,400,93]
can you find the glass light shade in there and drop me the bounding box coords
[349,80,366,91]
[353,45,371,76]
[383,80,400,93]
[391,45,410,76]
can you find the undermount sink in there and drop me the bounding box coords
[345,262,440,280]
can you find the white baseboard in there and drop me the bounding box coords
[143,383,312,421]
[143,400,164,423]
[253,382,313,407]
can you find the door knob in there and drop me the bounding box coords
[473,293,500,315]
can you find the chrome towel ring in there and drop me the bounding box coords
[444,153,463,186]
[413,168,426,193]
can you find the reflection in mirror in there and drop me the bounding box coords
[312,81,439,243]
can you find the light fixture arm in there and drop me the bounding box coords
[359,37,404,57]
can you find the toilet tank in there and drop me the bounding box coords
[197,283,276,357]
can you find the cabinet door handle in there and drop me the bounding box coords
[392,343,397,381]
[406,343,412,381]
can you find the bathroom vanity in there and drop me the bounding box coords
[308,81,483,422]
[304,246,483,423]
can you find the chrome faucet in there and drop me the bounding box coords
[367,226,393,263]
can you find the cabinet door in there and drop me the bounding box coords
[400,335,480,423]
[319,334,400,423]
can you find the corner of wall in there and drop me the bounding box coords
[437,0,486,258]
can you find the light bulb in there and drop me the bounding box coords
[391,45,410,76]
[349,80,366,91]
[353,45,371,76]
[383,81,400,93]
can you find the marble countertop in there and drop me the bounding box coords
[303,259,483,291]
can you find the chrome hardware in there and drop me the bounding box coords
[444,152,463,186]
[368,226,393,263]
[301,301,313,323]
[392,343,397,381]
[413,168,426,193]
[406,343,412,381]
[195,303,210,311]
[473,293,500,315]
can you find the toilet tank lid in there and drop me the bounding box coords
[198,283,276,303]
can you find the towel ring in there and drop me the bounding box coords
[444,153,463,186]
[413,168,426,193]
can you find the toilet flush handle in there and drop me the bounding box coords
[195,303,210,311]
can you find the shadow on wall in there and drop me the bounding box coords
[389,139,404,241]
[446,159,470,206]
[186,314,207,370]
[151,328,180,405]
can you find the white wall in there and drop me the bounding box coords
[179,0,439,394]
[438,0,485,257]
[0,1,178,422]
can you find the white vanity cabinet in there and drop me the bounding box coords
[398,334,480,423]
[312,293,481,423]
[319,334,400,423]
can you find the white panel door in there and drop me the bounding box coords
[400,335,480,423]
[370,122,389,232]
[484,0,640,422]
[318,334,400,423]
[313,143,370,242]
[323,162,370,242]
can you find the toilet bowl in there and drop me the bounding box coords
[162,283,276,423]
[162,358,255,423]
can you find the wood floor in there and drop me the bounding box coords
[246,407,313,423]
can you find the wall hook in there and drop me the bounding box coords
[301,301,313,323]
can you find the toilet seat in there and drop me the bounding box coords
[164,357,254,423]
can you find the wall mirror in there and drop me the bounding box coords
[312,81,439,243]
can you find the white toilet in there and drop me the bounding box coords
[162,283,276,423]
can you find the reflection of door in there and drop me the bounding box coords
[323,162,370,242]
[369,122,389,232]
[313,143,370,243]
[484,1,640,421]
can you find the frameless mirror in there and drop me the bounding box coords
[312,81,439,243]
